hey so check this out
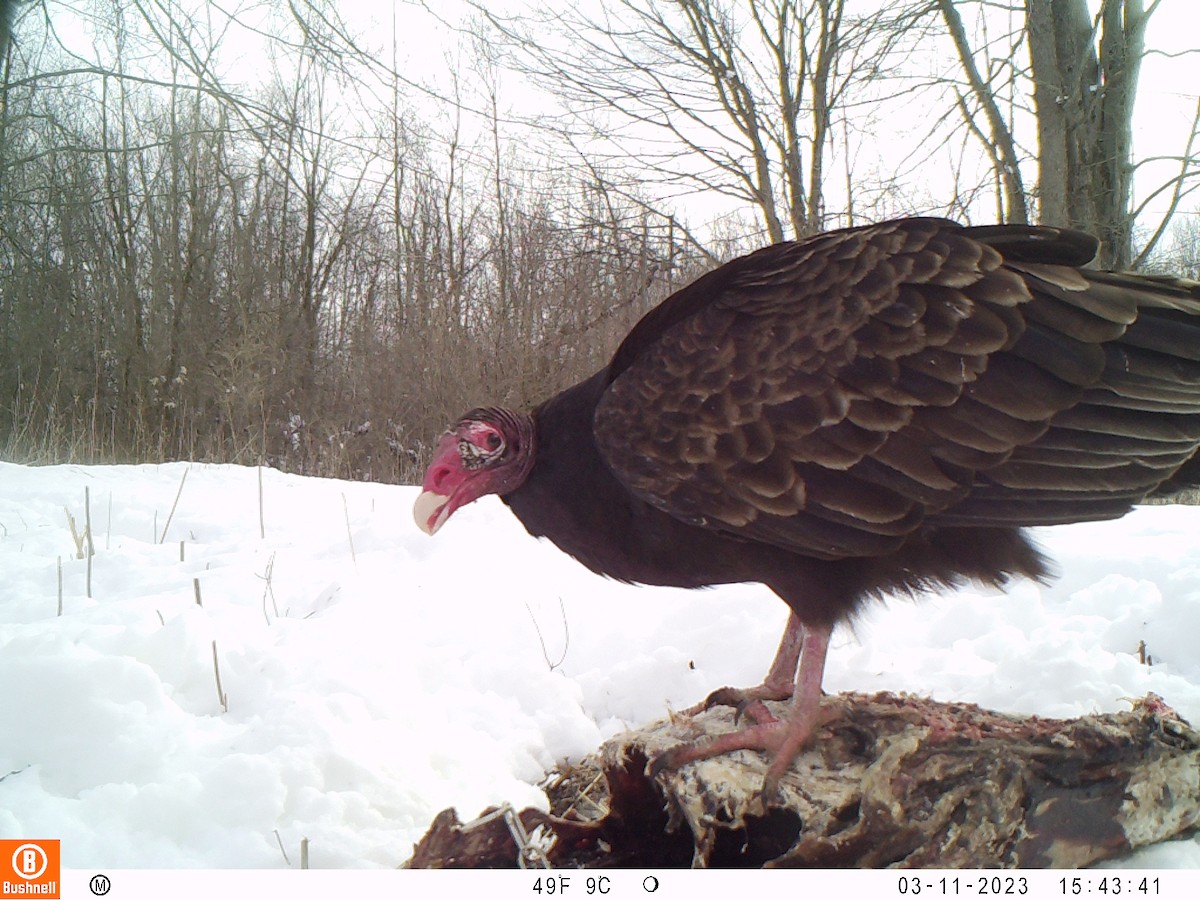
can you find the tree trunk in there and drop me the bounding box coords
[1028,0,1150,268]
[938,0,1028,224]
[1026,1,1070,229]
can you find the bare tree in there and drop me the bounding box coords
[936,0,1028,225]
[0,0,16,159]
[478,0,901,247]
[0,0,12,60]
[936,0,1197,269]
[1028,0,1151,267]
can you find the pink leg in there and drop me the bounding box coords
[762,621,829,799]
[683,611,805,715]
[652,619,834,803]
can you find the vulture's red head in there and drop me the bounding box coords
[413,408,536,535]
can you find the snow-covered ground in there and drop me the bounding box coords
[1,461,1198,868]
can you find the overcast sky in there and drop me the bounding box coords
[36,0,1200,237]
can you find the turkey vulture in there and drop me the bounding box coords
[414,217,1200,800]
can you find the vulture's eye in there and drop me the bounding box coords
[485,432,503,452]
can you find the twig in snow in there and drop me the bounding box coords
[258,552,279,625]
[84,486,94,557]
[525,597,569,671]
[273,830,292,867]
[84,487,94,598]
[64,508,84,559]
[342,494,357,564]
[211,640,228,712]
[158,465,191,544]
[0,766,31,785]
[1138,639,1154,666]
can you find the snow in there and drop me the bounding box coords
[1,460,1198,869]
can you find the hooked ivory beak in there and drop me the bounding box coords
[413,490,452,535]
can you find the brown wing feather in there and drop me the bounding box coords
[593,219,1200,559]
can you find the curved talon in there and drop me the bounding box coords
[655,620,833,804]
[734,699,778,727]
[757,772,785,811]
[705,686,746,709]
[685,684,795,718]
[646,749,674,780]
[732,698,750,725]
[680,687,739,716]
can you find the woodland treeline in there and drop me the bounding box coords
[1,0,1197,482]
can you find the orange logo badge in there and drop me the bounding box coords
[0,841,60,899]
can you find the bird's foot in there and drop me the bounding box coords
[683,613,807,719]
[648,718,787,778]
[682,682,793,720]
[655,618,832,808]
[649,702,823,808]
